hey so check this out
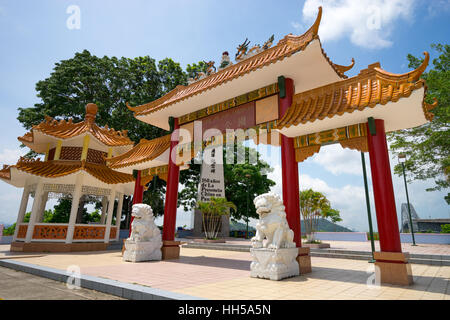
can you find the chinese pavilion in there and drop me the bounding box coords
[120,7,436,285]
[0,103,136,252]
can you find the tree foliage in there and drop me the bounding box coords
[17,50,187,144]
[388,44,450,203]
[143,176,167,217]
[197,197,237,239]
[299,189,340,241]
[186,61,208,80]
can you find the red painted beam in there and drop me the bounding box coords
[279,78,302,247]
[162,118,180,241]
[366,119,402,253]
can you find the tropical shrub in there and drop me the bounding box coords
[197,197,237,239]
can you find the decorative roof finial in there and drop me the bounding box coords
[334,58,356,75]
[85,103,98,122]
[310,6,322,36]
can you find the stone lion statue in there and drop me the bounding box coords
[124,203,162,262]
[251,192,296,249]
[128,203,160,243]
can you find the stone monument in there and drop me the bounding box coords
[192,145,229,237]
[250,192,299,280]
[123,203,162,262]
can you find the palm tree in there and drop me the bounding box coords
[197,197,237,239]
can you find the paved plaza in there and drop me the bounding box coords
[0,244,449,300]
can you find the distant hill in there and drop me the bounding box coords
[0,222,13,228]
[230,221,256,232]
[301,218,353,232]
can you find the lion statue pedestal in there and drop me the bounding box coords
[250,192,299,281]
[123,203,162,262]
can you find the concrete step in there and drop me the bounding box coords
[182,242,450,266]
[183,242,250,252]
[310,251,372,261]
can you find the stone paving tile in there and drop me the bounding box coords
[8,247,450,300]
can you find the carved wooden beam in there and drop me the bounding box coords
[295,145,321,162]
[339,136,369,153]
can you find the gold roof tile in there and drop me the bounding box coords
[106,134,171,169]
[277,52,433,129]
[18,103,134,149]
[0,157,134,184]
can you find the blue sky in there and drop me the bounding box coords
[0,0,449,231]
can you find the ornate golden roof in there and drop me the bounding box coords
[18,103,134,150]
[277,52,435,129]
[126,7,352,118]
[106,134,171,169]
[0,157,134,184]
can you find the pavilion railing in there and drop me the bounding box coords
[15,223,117,241]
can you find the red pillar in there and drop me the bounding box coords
[162,118,180,241]
[279,78,302,247]
[129,170,144,236]
[366,119,402,253]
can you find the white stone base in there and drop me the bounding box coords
[123,240,162,262]
[250,247,299,281]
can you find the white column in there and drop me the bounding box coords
[104,188,116,243]
[100,196,108,224]
[13,185,30,241]
[25,180,44,243]
[37,191,49,222]
[115,193,124,241]
[66,174,83,244]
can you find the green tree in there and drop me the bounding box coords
[17,50,185,144]
[3,224,16,236]
[441,224,450,233]
[299,189,338,241]
[323,208,342,232]
[178,144,275,223]
[143,176,166,217]
[186,61,208,80]
[197,197,237,239]
[45,198,72,223]
[388,44,450,203]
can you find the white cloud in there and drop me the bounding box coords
[297,0,416,49]
[426,0,450,17]
[291,21,302,30]
[298,173,370,231]
[0,148,26,165]
[0,148,36,224]
[310,144,362,175]
[0,183,28,225]
[268,163,370,231]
